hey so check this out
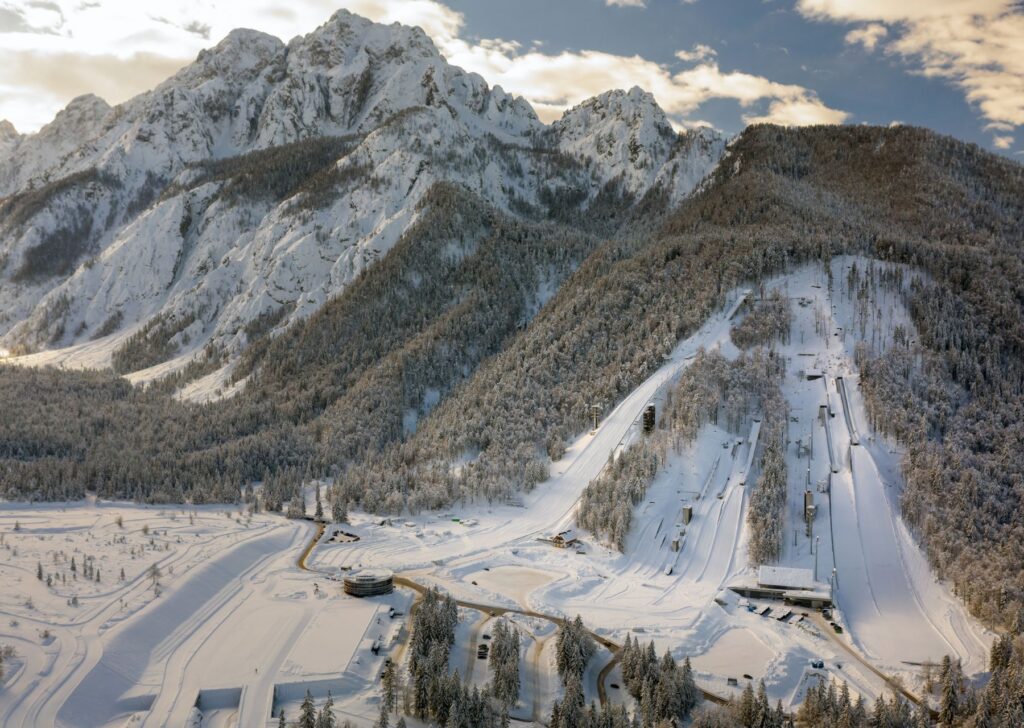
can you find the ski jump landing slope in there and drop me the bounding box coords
[829,376,990,673]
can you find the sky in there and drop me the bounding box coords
[0,0,1021,157]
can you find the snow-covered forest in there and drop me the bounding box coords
[577,347,786,552]
[729,290,792,349]
[577,443,662,550]
[841,254,1024,632]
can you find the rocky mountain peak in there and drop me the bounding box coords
[169,27,283,92]
[0,119,19,160]
[44,93,112,134]
[0,119,20,140]
[552,86,720,201]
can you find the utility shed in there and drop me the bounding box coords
[758,566,816,591]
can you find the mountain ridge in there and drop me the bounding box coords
[0,8,723,375]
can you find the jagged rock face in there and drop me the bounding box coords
[553,87,726,203]
[250,12,541,147]
[0,119,22,159]
[0,11,540,195]
[0,95,111,196]
[0,9,725,371]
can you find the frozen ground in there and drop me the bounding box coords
[0,259,993,726]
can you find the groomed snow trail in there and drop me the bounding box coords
[48,526,296,728]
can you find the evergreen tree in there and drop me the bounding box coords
[738,682,755,726]
[382,660,397,714]
[555,615,595,683]
[332,494,347,524]
[681,656,699,716]
[488,619,521,707]
[940,657,962,726]
[317,691,336,728]
[299,690,317,728]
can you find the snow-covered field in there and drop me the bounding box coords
[0,502,410,727]
[0,258,992,726]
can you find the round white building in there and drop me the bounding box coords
[343,568,394,597]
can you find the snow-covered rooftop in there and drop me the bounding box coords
[757,565,817,591]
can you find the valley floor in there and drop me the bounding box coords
[0,258,991,726]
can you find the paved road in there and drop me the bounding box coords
[808,612,934,717]
[393,575,731,711]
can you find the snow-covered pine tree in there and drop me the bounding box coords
[381,660,397,714]
[299,690,317,728]
[331,492,347,524]
[316,691,336,728]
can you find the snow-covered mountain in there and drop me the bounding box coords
[0,9,724,375]
[552,87,725,202]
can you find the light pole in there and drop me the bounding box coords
[814,536,821,580]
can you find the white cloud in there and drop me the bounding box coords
[409,1,847,127]
[798,0,1024,136]
[844,23,887,51]
[0,0,848,133]
[993,134,1014,149]
[743,97,849,126]
[606,0,647,7]
[0,49,189,130]
[0,0,351,130]
[675,43,717,62]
